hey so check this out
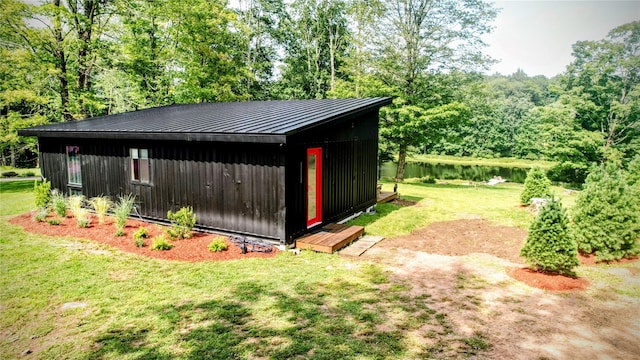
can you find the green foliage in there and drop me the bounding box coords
[520,167,552,205]
[33,180,51,209]
[115,229,125,237]
[47,218,60,226]
[33,208,48,222]
[133,227,149,241]
[420,176,436,184]
[75,208,91,228]
[520,199,579,276]
[113,194,136,235]
[23,171,35,177]
[150,235,173,251]
[166,206,197,240]
[88,196,113,225]
[67,195,86,219]
[208,236,228,252]
[572,163,640,261]
[134,238,146,248]
[51,192,67,217]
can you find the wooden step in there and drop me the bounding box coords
[295,223,364,253]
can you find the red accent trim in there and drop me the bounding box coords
[307,147,322,227]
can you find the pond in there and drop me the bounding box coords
[380,161,530,183]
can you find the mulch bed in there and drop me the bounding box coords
[507,267,589,291]
[9,211,278,262]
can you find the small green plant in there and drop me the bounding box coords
[51,192,67,217]
[23,171,35,177]
[520,199,579,276]
[520,167,551,205]
[89,196,112,225]
[34,208,48,222]
[75,207,91,228]
[421,176,436,184]
[113,194,136,236]
[208,236,228,252]
[133,227,149,240]
[167,206,197,239]
[67,195,86,218]
[134,238,146,247]
[34,180,51,209]
[151,235,173,251]
[47,218,61,226]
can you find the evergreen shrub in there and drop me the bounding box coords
[167,206,197,239]
[520,167,551,205]
[151,235,173,251]
[208,237,228,252]
[520,199,579,276]
[572,163,640,261]
[34,180,51,209]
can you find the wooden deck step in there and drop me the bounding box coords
[296,223,364,253]
[339,235,384,257]
[377,191,398,204]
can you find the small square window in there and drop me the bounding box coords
[131,148,150,183]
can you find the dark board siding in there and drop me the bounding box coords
[39,138,286,241]
[285,110,380,241]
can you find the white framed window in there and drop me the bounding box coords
[131,148,150,183]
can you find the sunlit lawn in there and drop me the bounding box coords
[407,154,556,169]
[0,181,490,359]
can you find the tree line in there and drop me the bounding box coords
[1,0,638,183]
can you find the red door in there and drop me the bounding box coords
[307,147,322,227]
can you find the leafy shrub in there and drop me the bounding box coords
[34,180,51,209]
[113,194,136,236]
[89,196,112,225]
[208,236,228,252]
[23,171,35,177]
[51,192,67,217]
[167,206,197,239]
[67,195,86,218]
[34,208,48,222]
[572,163,640,261]
[151,235,173,251]
[47,218,61,226]
[421,176,436,184]
[520,199,579,276]
[133,227,149,240]
[2,171,18,178]
[75,207,91,228]
[520,167,551,205]
[134,238,146,247]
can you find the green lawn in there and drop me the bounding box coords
[1,183,495,359]
[350,180,575,239]
[0,166,41,177]
[407,154,555,169]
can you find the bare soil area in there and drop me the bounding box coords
[9,212,277,262]
[362,218,640,360]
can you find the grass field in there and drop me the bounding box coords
[0,166,41,178]
[1,181,502,359]
[407,154,555,169]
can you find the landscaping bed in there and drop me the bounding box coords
[9,211,277,262]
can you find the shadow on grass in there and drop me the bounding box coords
[86,264,488,359]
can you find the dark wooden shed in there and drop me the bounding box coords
[19,98,392,244]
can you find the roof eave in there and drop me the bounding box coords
[18,130,288,144]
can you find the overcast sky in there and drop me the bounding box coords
[482,1,640,77]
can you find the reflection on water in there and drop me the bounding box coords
[380,162,529,183]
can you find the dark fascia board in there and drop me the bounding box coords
[18,97,393,144]
[18,130,288,144]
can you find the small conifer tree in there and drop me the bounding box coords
[520,167,552,205]
[572,163,640,261]
[520,199,579,276]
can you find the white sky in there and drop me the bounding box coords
[483,0,640,77]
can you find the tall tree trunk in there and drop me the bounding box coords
[396,143,407,181]
[53,0,72,121]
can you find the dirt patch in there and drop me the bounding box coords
[376,219,528,263]
[507,267,589,291]
[390,198,417,207]
[9,212,277,262]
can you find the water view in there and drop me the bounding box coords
[380,161,530,183]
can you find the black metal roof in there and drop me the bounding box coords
[19,98,392,143]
